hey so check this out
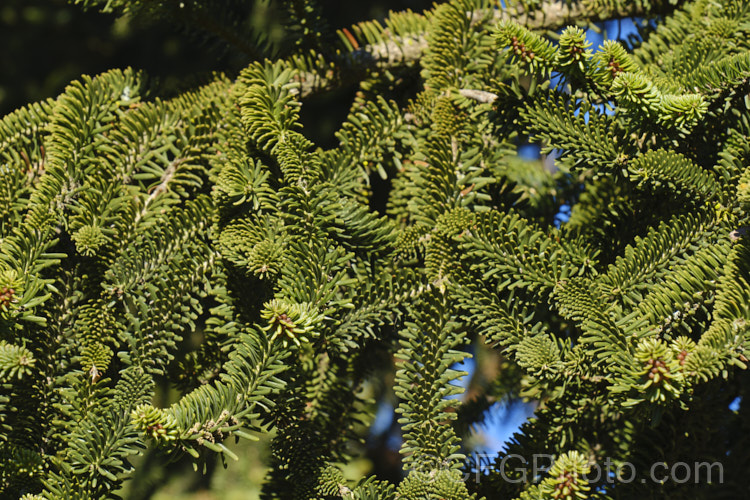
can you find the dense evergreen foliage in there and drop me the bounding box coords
[2,0,750,498]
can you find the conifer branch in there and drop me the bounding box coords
[295,0,675,98]
[4,0,750,497]
[498,0,673,31]
[134,157,183,224]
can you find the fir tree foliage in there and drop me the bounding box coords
[2,0,750,498]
